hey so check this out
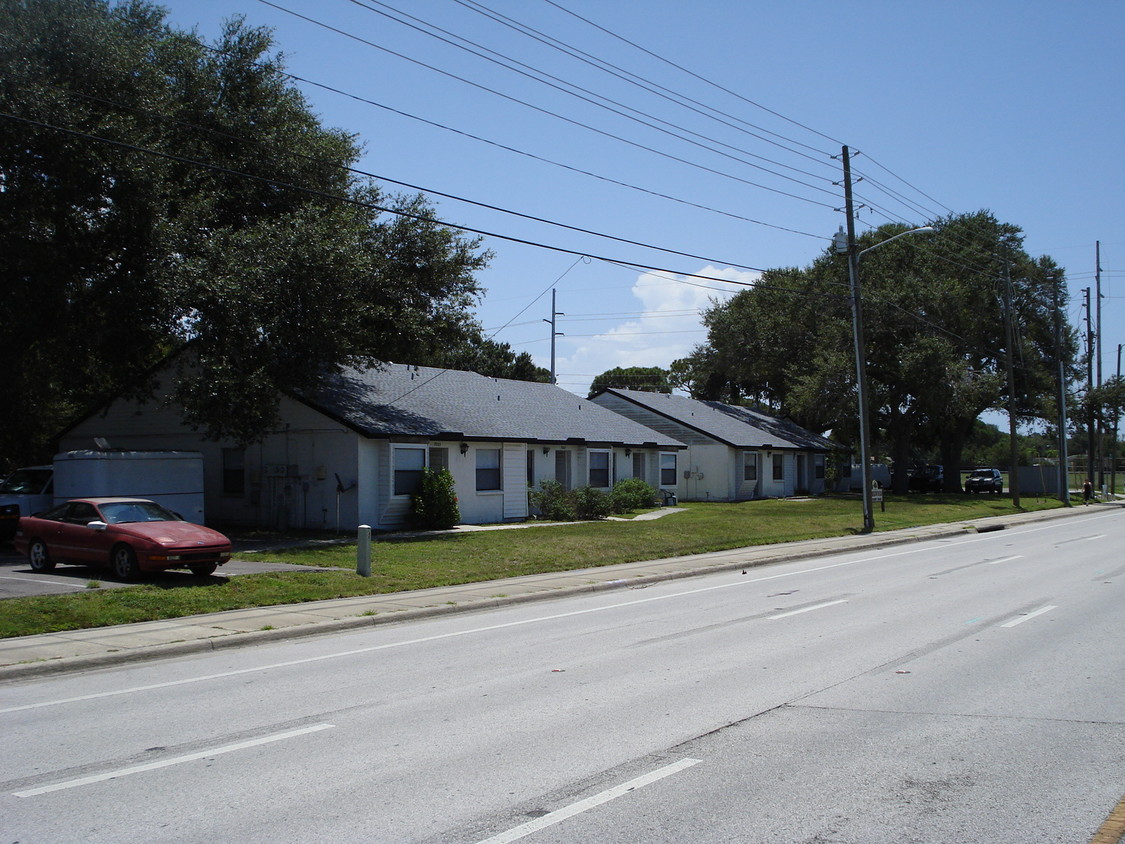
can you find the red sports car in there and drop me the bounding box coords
[14,497,231,580]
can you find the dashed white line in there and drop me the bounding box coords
[987,555,1023,565]
[476,758,702,844]
[769,599,848,620]
[1000,605,1058,628]
[13,723,335,797]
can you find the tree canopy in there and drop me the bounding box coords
[0,0,491,466]
[672,212,1078,490]
[587,366,672,398]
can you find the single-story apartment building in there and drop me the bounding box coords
[58,364,686,531]
[589,388,836,501]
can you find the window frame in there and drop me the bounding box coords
[743,451,758,482]
[392,445,428,497]
[659,452,677,488]
[588,449,611,489]
[222,447,246,496]
[475,447,502,492]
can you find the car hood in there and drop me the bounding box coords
[113,521,230,548]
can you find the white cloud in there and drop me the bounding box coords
[549,265,758,396]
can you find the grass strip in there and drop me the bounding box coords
[0,495,1063,638]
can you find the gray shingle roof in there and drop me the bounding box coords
[600,388,835,451]
[298,364,685,448]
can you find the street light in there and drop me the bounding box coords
[833,223,934,533]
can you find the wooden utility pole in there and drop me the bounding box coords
[1002,261,1020,506]
[1053,274,1070,503]
[1085,287,1095,488]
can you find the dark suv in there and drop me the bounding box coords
[964,468,1003,494]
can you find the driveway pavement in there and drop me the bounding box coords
[0,504,1116,681]
[0,541,345,600]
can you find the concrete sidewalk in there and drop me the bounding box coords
[0,504,1110,681]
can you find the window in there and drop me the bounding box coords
[743,452,758,482]
[476,448,501,491]
[393,447,426,496]
[814,456,825,479]
[222,447,246,495]
[660,452,677,487]
[772,453,784,481]
[67,502,99,525]
[632,452,646,480]
[527,449,536,488]
[589,450,610,488]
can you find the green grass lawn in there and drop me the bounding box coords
[0,494,1064,639]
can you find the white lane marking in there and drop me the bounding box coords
[1074,534,1107,542]
[769,599,848,620]
[1,517,1096,715]
[13,723,334,797]
[987,555,1023,565]
[1000,605,1058,628]
[476,758,702,844]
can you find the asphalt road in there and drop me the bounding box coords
[1,511,1122,843]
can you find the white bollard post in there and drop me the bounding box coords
[356,524,371,577]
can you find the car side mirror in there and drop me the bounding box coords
[87,520,108,532]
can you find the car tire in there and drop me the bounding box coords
[111,544,140,581]
[28,539,55,572]
[189,563,217,577]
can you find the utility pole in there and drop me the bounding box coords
[840,145,874,534]
[1002,261,1020,507]
[1096,242,1104,490]
[1052,274,1070,503]
[1115,343,1122,499]
[1085,287,1095,488]
[543,288,564,385]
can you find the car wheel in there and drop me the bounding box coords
[111,544,140,581]
[189,563,217,577]
[28,539,55,572]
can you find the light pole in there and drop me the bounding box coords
[834,146,934,532]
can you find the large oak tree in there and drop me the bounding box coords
[673,212,1078,491]
[0,0,490,467]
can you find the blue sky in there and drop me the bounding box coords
[157,0,1124,403]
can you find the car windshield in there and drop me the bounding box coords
[98,501,181,525]
[970,470,992,478]
[0,468,51,494]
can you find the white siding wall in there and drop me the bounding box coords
[60,391,363,530]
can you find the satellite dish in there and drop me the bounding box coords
[94,437,111,450]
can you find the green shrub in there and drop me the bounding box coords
[410,467,460,530]
[529,480,577,521]
[608,478,658,513]
[573,486,611,520]
[529,480,615,521]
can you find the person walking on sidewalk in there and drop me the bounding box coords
[1083,478,1093,505]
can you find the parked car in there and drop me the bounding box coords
[964,467,1004,493]
[907,465,945,493]
[13,497,231,580]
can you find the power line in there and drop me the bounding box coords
[257,0,839,210]
[451,0,841,171]
[543,0,844,151]
[349,0,839,190]
[1,110,778,285]
[19,89,769,274]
